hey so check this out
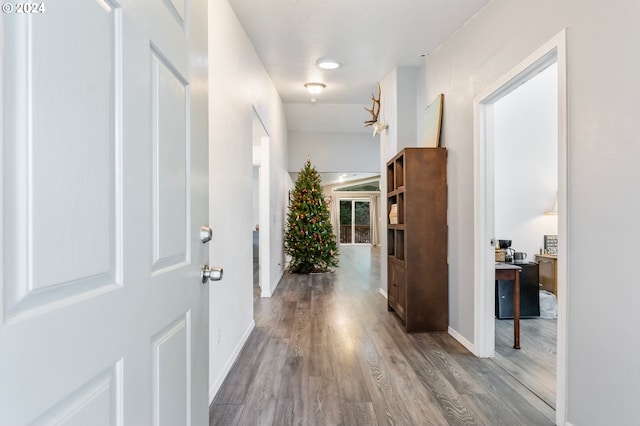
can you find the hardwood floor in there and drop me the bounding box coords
[211,245,555,425]
[494,317,557,408]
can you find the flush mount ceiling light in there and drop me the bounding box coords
[316,59,342,70]
[304,82,326,95]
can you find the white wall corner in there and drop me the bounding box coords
[252,145,261,165]
[260,286,273,298]
[209,320,255,403]
[267,268,286,298]
[378,288,388,299]
[448,326,476,355]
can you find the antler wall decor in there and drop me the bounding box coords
[363,83,381,127]
[363,82,388,136]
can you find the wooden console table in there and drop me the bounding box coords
[495,263,522,349]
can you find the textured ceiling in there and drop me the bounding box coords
[227,0,491,119]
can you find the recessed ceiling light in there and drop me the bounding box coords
[304,82,326,95]
[317,59,342,70]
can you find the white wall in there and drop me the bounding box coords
[378,66,419,158]
[378,67,419,298]
[207,0,289,401]
[396,67,418,147]
[288,132,379,173]
[421,0,640,424]
[494,63,558,259]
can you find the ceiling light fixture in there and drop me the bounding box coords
[304,82,326,95]
[316,59,342,70]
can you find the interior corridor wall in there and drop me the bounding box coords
[420,0,640,423]
[288,132,379,174]
[207,0,289,400]
[378,67,418,299]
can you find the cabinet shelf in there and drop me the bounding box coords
[386,147,448,332]
[387,192,405,226]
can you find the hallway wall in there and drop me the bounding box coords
[378,66,419,301]
[288,131,379,174]
[207,0,289,400]
[420,0,640,424]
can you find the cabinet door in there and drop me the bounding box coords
[538,257,557,295]
[395,265,406,320]
[387,264,397,308]
[388,261,406,320]
[388,262,406,320]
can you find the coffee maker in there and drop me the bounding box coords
[495,239,514,262]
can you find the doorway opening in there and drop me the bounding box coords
[339,199,371,245]
[252,109,270,296]
[492,60,558,408]
[473,30,568,424]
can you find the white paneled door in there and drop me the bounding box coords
[1,0,209,424]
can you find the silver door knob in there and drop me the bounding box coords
[200,226,213,243]
[201,265,223,283]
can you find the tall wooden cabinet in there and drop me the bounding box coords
[386,147,448,332]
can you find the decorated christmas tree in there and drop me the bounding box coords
[284,159,339,273]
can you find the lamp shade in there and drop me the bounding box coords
[544,193,558,215]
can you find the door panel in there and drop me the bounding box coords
[396,266,406,319]
[388,261,406,320]
[151,48,189,272]
[354,200,370,244]
[339,199,352,244]
[3,0,120,322]
[163,0,187,27]
[152,313,190,426]
[30,0,118,290]
[30,362,122,426]
[387,263,397,306]
[339,199,371,244]
[0,0,209,424]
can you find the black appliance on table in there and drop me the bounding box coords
[495,261,540,319]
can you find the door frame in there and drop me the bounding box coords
[472,30,568,424]
[251,108,272,297]
[258,134,271,297]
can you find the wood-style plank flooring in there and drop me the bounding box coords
[494,316,556,408]
[211,246,555,425]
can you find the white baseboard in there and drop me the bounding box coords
[448,326,476,354]
[273,268,286,292]
[262,268,286,298]
[209,320,255,403]
[378,288,388,299]
[260,289,272,298]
